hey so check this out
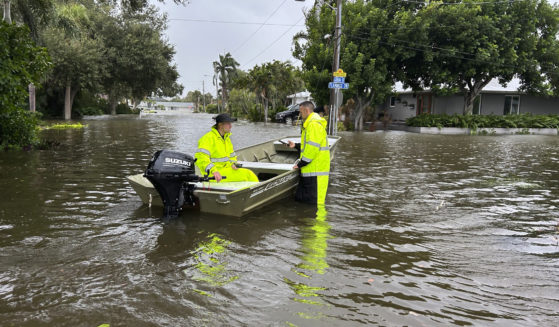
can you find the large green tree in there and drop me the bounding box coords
[294,0,403,130]
[42,2,104,119]
[94,6,183,114]
[397,0,559,114]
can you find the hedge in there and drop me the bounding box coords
[406,113,559,129]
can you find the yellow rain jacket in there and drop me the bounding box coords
[195,127,258,182]
[296,112,330,205]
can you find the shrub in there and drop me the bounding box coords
[206,104,219,114]
[406,113,559,129]
[0,109,41,150]
[73,91,109,116]
[116,103,132,114]
[77,106,104,116]
[248,104,264,122]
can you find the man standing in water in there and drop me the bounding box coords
[288,101,330,205]
[195,113,259,183]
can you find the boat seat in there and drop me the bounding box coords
[237,161,294,172]
[193,181,260,191]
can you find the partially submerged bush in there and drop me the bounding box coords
[42,122,86,130]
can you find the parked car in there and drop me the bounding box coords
[275,104,300,124]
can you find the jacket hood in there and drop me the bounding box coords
[303,112,327,129]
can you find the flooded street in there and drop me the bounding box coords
[1,113,558,326]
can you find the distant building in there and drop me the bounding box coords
[137,100,194,111]
[287,91,313,106]
[384,78,559,121]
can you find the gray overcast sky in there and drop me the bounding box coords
[155,0,559,97]
[155,0,310,97]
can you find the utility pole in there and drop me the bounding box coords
[296,0,342,135]
[329,0,342,136]
[202,80,206,112]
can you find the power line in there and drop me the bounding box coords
[232,0,290,54]
[243,16,305,67]
[397,0,526,5]
[351,30,479,57]
[168,18,304,27]
[344,33,520,70]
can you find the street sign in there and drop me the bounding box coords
[328,82,349,89]
[333,69,347,77]
[333,76,345,83]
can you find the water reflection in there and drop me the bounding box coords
[188,233,239,290]
[285,206,332,323]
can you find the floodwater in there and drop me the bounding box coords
[1,113,558,327]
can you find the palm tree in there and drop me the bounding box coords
[213,52,239,112]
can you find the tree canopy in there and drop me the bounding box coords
[295,0,559,127]
[5,0,183,119]
[0,21,50,147]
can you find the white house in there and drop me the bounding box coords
[287,91,313,106]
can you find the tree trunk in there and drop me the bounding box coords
[70,86,79,110]
[110,100,117,115]
[353,97,371,131]
[463,92,476,115]
[3,1,11,24]
[264,97,268,124]
[64,84,72,120]
[222,84,227,112]
[28,83,35,112]
[463,79,491,115]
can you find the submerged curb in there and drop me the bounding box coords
[399,126,558,135]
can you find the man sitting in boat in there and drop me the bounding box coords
[195,113,259,183]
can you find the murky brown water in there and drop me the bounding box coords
[1,113,558,326]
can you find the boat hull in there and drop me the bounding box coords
[126,136,340,217]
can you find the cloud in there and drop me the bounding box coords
[155,0,310,96]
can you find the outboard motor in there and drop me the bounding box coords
[144,150,202,219]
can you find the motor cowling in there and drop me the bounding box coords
[144,150,200,219]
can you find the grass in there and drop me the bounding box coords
[40,122,87,130]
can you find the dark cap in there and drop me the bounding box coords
[213,113,238,123]
[314,106,325,114]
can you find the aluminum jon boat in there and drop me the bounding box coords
[126,136,341,217]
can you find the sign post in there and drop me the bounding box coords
[328,69,348,136]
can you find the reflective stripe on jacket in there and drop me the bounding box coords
[299,112,330,177]
[195,127,238,175]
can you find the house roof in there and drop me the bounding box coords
[394,78,522,94]
[287,91,312,99]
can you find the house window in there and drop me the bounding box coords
[504,95,520,115]
[473,95,482,115]
[416,94,432,115]
[390,96,396,107]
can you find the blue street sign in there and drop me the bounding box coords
[328,82,350,89]
[333,76,345,83]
